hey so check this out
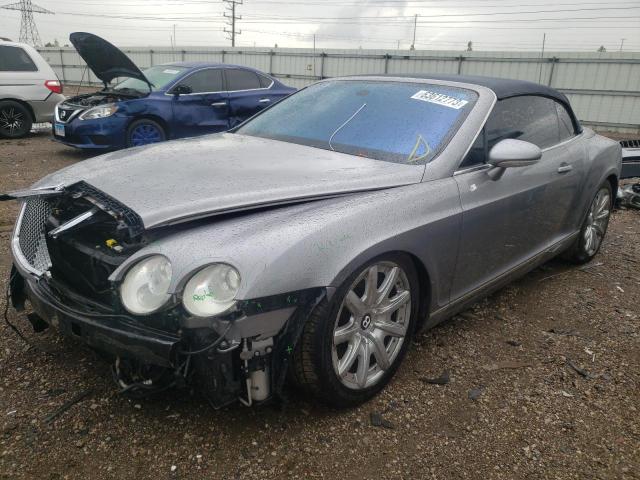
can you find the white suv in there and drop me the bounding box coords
[0,39,65,138]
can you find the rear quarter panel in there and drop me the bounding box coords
[0,44,57,103]
[574,129,622,224]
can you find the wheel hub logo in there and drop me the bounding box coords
[361,314,372,329]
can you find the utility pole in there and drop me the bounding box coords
[312,34,316,77]
[620,38,626,52]
[1,0,53,46]
[223,0,242,47]
[171,24,177,60]
[537,32,546,83]
[410,14,417,50]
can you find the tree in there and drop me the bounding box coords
[44,38,59,48]
[597,45,606,52]
[467,41,473,52]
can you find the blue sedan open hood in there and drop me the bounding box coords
[70,32,151,88]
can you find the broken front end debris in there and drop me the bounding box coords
[7,184,324,408]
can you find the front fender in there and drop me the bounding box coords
[114,179,462,314]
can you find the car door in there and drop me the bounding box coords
[450,95,582,300]
[169,68,229,138]
[548,101,587,235]
[224,68,276,128]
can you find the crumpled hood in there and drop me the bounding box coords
[36,134,425,229]
[70,32,149,87]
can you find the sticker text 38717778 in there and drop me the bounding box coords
[411,90,469,110]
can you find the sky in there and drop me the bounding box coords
[0,0,639,52]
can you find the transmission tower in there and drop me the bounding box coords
[1,0,53,47]
[223,0,242,47]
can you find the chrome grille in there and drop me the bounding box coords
[15,197,52,274]
[55,105,81,124]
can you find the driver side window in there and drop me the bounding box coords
[459,95,570,169]
[179,69,224,94]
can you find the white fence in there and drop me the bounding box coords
[37,46,640,134]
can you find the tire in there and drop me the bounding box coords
[290,253,420,408]
[126,118,166,147]
[0,100,32,139]
[563,181,613,264]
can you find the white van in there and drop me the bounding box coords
[0,39,65,138]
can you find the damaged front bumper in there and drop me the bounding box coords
[11,270,179,366]
[9,266,328,407]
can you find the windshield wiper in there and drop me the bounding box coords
[329,103,367,151]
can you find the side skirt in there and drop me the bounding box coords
[425,231,579,329]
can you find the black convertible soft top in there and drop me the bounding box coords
[377,73,581,131]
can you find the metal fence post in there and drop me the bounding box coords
[320,52,326,79]
[150,49,154,67]
[548,57,558,86]
[221,50,226,64]
[457,55,464,74]
[181,50,186,61]
[59,49,66,83]
[384,53,390,74]
[269,50,274,75]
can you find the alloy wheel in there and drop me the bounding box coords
[131,123,163,146]
[0,106,26,136]
[331,261,412,390]
[583,187,611,256]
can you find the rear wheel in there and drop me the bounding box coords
[564,182,612,264]
[126,119,166,147]
[0,100,32,139]
[290,253,419,407]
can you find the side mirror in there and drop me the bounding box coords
[486,139,542,180]
[171,84,192,96]
[488,139,542,168]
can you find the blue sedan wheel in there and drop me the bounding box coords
[127,119,166,147]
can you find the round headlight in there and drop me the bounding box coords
[183,264,241,317]
[120,255,172,315]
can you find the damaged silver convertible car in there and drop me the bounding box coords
[6,75,621,408]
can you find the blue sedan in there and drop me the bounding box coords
[53,33,295,150]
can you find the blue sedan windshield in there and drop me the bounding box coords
[114,65,187,92]
[237,80,478,164]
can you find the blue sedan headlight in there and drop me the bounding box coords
[79,103,118,120]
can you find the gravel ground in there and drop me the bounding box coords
[0,132,639,480]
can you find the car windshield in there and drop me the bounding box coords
[113,65,187,92]
[236,80,478,164]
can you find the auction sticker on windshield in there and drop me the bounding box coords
[411,90,469,109]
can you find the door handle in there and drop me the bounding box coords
[557,165,573,173]
[211,102,227,107]
[258,98,271,103]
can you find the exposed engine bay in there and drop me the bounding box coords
[62,89,144,108]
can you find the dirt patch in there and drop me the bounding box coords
[0,134,638,480]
